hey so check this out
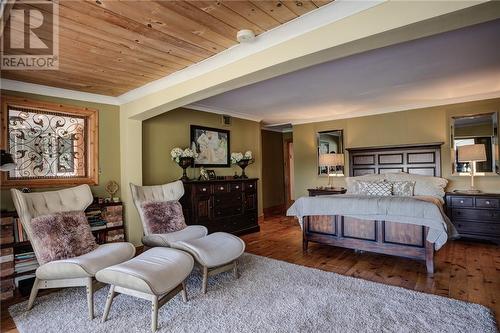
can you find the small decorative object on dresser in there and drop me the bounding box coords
[105,180,119,199]
[445,192,500,244]
[231,151,254,179]
[171,147,197,181]
[307,188,347,197]
[181,178,259,235]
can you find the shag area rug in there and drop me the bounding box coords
[9,253,497,333]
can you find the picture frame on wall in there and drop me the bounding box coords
[190,125,230,167]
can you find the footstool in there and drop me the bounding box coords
[172,232,245,293]
[95,247,193,332]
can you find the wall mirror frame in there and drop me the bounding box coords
[1,95,99,188]
[450,111,499,176]
[317,129,345,177]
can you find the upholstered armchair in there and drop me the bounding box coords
[130,180,208,247]
[11,185,136,319]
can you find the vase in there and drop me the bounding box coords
[178,157,194,181]
[236,159,252,179]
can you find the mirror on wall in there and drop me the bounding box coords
[317,130,344,176]
[451,112,499,175]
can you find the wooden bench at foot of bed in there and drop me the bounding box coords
[303,215,435,274]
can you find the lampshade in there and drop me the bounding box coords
[0,149,16,171]
[319,153,344,166]
[457,144,487,162]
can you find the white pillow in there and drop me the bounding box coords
[345,174,385,194]
[385,173,447,200]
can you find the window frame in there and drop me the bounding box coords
[1,95,99,188]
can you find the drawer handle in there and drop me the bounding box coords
[219,186,224,190]
[235,186,240,189]
[459,200,464,204]
[202,188,207,192]
[485,201,490,205]
[249,185,253,188]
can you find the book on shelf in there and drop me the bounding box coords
[0,261,14,278]
[91,225,107,231]
[0,217,14,245]
[13,218,29,243]
[15,274,35,287]
[1,248,14,264]
[15,264,39,274]
[106,229,124,242]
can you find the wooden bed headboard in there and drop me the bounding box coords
[346,143,443,177]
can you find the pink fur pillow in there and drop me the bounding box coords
[30,211,98,265]
[140,200,187,234]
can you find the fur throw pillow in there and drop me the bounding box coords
[30,211,98,265]
[140,200,187,235]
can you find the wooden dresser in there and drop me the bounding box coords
[181,178,260,235]
[445,192,500,244]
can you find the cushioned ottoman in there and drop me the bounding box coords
[95,247,194,332]
[172,232,245,293]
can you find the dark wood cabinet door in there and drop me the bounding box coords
[194,195,212,224]
[244,192,257,211]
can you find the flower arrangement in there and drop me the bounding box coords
[231,150,253,164]
[170,147,198,181]
[170,147,198,163]
[231,150,254,179]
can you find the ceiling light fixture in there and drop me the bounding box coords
[237,29,255,43]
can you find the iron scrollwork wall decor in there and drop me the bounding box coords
[1,95,99,188]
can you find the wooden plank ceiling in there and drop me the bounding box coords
[1,1,333,96]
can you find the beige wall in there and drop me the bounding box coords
[293,98,500,198]
[0,90,121,211]
[261,130,285,209]
[142,108,263,216]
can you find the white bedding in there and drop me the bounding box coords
[286,194,458,250]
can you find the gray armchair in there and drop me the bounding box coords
[11,185,135,319]
[130,181,208,247]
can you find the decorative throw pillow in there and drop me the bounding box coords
[30,211,98,265]
[345,174,385,194]
[140,200,187,235]
[390,181,416,196]
[357,181,392,196]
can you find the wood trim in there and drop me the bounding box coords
[283,138,293,209]
[0,95,99,188]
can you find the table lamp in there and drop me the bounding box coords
[319,153,344,188]
[457,144,486,193]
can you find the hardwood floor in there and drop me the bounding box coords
[1,216,499,331]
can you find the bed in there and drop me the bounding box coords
[287,143,456,274]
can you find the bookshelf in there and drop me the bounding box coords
[0,200,126,301]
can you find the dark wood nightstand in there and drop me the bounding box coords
[307,188,347,197]
[445,192,500,244]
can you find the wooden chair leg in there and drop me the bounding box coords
[101,285,115,323]
[181,281,188,302]
[202,266,208,294]
[26,278,40,311]
[233,260,239,279]
[86,277,94,320]
[151,295,159,332]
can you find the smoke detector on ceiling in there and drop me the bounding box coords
[237,29,255,43]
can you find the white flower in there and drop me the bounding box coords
[182,148,194,158]
[244,151,252,159]
[170,147,183,160]
[231,152,244,164]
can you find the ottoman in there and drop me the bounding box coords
[172,232,245,293]
[95,247,194,332]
